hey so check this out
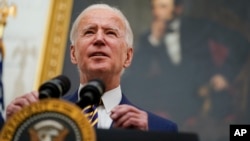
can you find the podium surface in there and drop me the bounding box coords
[96,128,199,141]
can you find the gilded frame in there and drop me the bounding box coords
[34,0,73,89]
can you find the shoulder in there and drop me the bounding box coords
[147,111,178,132]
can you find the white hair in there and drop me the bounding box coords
[70,3,134,48]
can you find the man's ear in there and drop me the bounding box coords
[70,45,77,64]
[123,47,133,68]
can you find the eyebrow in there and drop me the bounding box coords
[104,27,119,33]
[81,24,96,32]
[80,24,122,35]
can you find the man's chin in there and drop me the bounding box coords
[88,66,110,74]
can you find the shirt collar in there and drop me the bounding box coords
[78,84,122,113]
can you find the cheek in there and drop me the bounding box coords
[115,47,127,64]
[74,40,91,58]
[75,45,87,63]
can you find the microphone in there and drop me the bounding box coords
[76,79,105,109]
[38,75,71,99]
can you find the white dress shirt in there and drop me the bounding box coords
[78,84,122,129]
[164,19,182,65]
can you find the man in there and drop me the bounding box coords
[5,4,177,132]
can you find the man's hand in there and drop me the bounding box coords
[110,104,148,131]
[6,91,39,119]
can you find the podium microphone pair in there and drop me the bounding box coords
[38,75,105,108]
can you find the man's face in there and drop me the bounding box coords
[152,0,175,21]
[70,9,133,79]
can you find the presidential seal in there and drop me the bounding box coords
[0,99,96,141]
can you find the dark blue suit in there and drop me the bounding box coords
[0,114,4,130]
[63,90,178,132]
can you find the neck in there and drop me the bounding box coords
[80,73,120,92]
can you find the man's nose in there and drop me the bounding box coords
[94,31,105,46]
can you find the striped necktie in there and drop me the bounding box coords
[83,105,98,127]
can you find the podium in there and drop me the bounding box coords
[0,99,199,141]
[96,128,199,141]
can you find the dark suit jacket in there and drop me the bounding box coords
[63,90,178,132]
[0,114,4,130]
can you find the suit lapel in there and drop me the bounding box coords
[119,94,133,105]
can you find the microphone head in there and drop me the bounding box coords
[79,79,105,107]
[39,75,71,99]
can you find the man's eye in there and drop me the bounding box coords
[84,30,94,35]
[106,31,117,36]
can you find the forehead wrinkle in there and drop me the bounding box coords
[77,9,127,40]
[85,9,124,26]
[80,23,122,35]
[79,21,125,38]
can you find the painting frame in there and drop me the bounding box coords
[34,0,73,89]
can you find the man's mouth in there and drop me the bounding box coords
[89,52,109,57]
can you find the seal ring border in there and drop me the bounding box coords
[0,99,96,141]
